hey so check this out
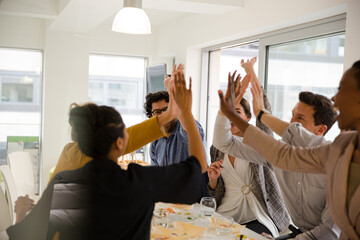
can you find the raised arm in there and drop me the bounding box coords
[241,57,260,86]
[219,75,329,174]
[172,72,207,173]
[251,80,290,136]
[213,72,269,167]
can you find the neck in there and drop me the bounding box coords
[107,152,120,163]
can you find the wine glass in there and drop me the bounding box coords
[200,197,216,216]
[214,215,234,235]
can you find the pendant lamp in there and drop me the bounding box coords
[112,0,151,34]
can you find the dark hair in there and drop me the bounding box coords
[299,92,337,135]
[239,98,252,119]
[69,103,125,158]
[352,60,360,90]
[144,91,169,118]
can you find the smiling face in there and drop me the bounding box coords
[333,68,360,130]
[151,99,178,133]
[290,102,319,134]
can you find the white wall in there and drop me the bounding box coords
[344,0,360,69]
[0,15,44,49]
[155,0,351,119]
[0,15,172,189]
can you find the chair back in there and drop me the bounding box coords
[0,165,18,224]
[7,152,35,197]
[0,182,12,231]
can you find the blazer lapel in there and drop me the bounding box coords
[333,136,359,239]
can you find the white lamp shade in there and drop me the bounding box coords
[112,7,151,34]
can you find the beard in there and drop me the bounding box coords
[165,118,178,134]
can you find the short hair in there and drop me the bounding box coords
[69,103,125,158]
[352,60,360,90]
[239,98,252,119]
[144,91,169,118]
[299,92,337,135]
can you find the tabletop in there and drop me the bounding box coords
[151,202,269,240]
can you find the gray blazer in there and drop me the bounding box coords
[244,125,360,240]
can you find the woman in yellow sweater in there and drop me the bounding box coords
[50,99,179,182]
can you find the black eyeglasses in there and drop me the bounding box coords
[152,107,168,116]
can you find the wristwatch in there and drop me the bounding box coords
[257,109,270,122]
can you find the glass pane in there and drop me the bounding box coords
[0,48,42,193]
[207,42,259,150]
[89,54,146,159]
[88,82,104,105]
[267,34,345,140]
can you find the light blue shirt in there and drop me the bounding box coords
[150,120,206,166]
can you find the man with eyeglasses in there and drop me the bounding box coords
[144,90,207,167]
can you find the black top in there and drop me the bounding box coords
[7,156,202,240]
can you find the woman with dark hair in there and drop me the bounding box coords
[7,72,207,240]
[218,60,360,240]
[208,93,288,237]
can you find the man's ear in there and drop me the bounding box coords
[315,124,327,136]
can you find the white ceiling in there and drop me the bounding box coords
[0,0,244,32]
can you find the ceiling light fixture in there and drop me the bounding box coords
[112,0,151,34]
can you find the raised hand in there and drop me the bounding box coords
[207,160,223,189]
[235,73,252,104]
[172,71,192,114]
[173,63,184,74]
[241,57,257,73]
[172,71,207,173]
[164,64,184,90]
[218,71,240,118]
[251,80,265,117]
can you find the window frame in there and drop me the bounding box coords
[200,14,346,144]
[0,46,44,193]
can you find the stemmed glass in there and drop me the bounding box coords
[200,197,216,216]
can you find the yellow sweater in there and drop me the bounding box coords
[49,117,164,181]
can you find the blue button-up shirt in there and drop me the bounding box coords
[150,120,206,166]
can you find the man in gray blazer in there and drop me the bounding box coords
[213,75,339,239]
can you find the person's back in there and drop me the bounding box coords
[85,156,201,239]
[7,71,208,240]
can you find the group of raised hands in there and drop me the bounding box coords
[208,57,266,185]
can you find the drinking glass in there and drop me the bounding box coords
[200,197,216,216]
[214,215,234,235]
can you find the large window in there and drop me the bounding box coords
[207,43,259,149]
[202,15,345,147]
[266,34,344,140]
[88,54,147,158]
[0,48,43,192]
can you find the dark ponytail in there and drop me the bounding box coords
[69,103,125,158]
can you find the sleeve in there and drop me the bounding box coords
[255,87,274,137]
[7,181,55,240]
[49,142,91,183]
[212,113,271,168]
[124,117,165,154]
[207,176,225,206]
[282,123,329,147]
[178,121,205,144]
[150,142,159,166]
[136,156,202,204]
[243,125,330,174]
[294,204,340,240]
[208,146,225,206]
